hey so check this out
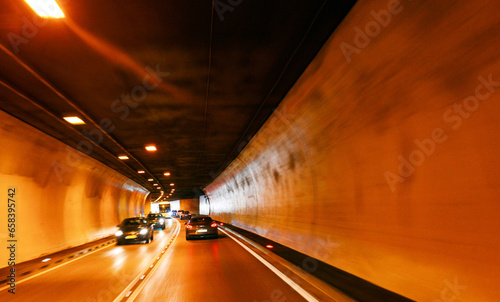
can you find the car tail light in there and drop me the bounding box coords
[186,224,193,229]
[219,222,224,226]
[210,222,217,228]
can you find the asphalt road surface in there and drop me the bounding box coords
[1,219,309,302]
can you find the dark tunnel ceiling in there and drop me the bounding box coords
[0,0,356,200]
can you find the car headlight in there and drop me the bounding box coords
[139,228,148,235]
[159,218,164,224]
[115,230,123,236]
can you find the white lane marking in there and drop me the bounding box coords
[220,228,319,302]
[0,240,114,291]
[125,291,132,297]
[113,219,180,302]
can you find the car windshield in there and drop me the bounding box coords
[191,217,212,223]
[122,219,143,226]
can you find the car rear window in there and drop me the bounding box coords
[191,217,212,223]
[123,219,143,226]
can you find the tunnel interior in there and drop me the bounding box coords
[1,0,499,301]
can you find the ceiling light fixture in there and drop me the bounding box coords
[138,170,145,174]
[118,155,129,160]
[145,145,157,152]
[153,184,158,186]
[164,172,171,176]
[148,178,154,181]
[24,0,65,18]
[170,183,174,186]
[63,116,85,125]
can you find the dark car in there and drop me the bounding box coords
[180,210,191,220]
[115,217,154,245]
[177,210,184,218]
[147,213,166,230]
[185,216,218,240]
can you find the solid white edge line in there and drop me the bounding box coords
[112,219,180,302]
[127,219,180,302]
[220,228,319,302]
[0,239,115,291]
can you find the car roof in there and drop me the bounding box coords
[190,215,211,219]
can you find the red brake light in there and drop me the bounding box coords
[266,244,274,249]
[210,222,217,228]
[219,222,224,226]
[186,224,193,229]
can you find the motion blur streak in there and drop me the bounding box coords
[63,18,187,101]
[205,0,500,301]
[0,111,149,263]
[133,224,308,302]
[0,222,176,302]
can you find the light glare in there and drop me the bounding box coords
[145,145,157,152]
[63,116,85,125]
[24,0,65,18]
[118,155,129,160]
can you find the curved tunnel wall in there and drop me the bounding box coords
[205,0,500,301]
[0,110,150,264]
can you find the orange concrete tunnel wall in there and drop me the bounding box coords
[205,0,500,301]
[0,111,150,264]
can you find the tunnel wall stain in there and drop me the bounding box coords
[0,110,149,265]
[205,0,500,301]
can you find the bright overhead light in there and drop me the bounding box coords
[145,145,157,152]
[170,183,174,186]
[24,0,65,18]
[118,155,129,160]
[63,116,85,125]
[148,179,154,181]
[153,183,158,186]
[164,172,171,176]
[138,170,145,174]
